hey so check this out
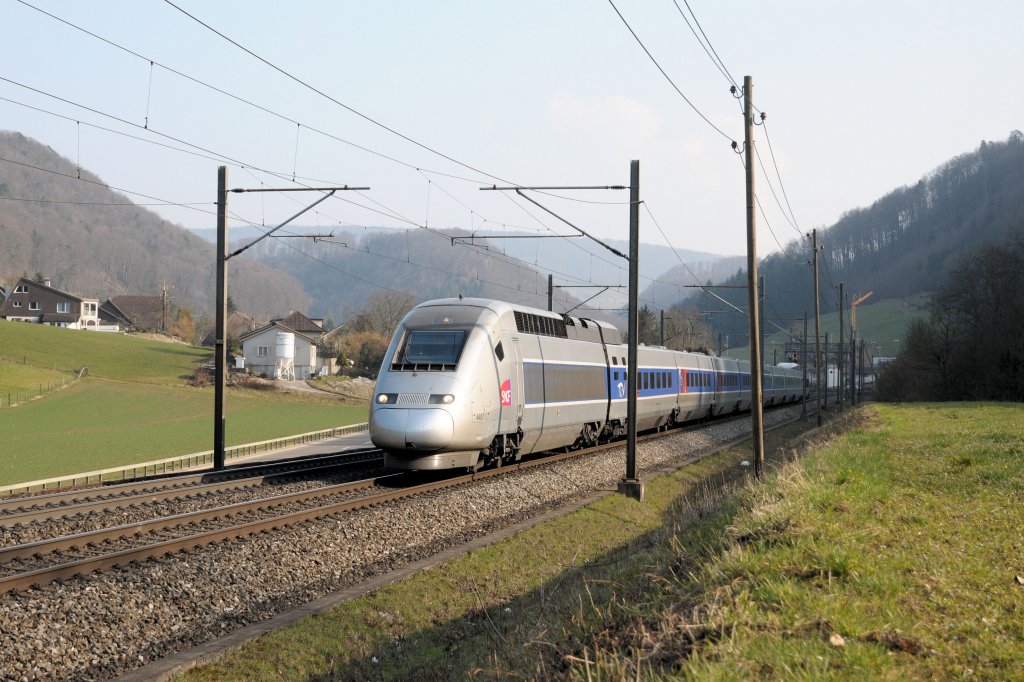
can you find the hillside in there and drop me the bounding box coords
[191,227,745,322]
[0,131,308,319]
[0,318,208,386]
[700,132,1024,339]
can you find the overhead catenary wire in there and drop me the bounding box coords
[13,0,499,187]
[0,153,218,217]
[2,35,650,304]
[9,0,782,315]
[14,3,661,255]
[163,0,519,187]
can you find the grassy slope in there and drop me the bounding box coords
[175,403,1024,681]
[0,322,368,485]
[0,381,368,484]
[0,358,68,398]
[0,320,208,386]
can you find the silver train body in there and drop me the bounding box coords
[369,298,805,471]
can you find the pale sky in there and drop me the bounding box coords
[2,0,1022,266]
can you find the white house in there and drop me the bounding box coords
[239,321,319,380]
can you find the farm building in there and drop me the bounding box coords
[239,321,319,380]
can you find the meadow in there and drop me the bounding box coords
[0,322,367,485]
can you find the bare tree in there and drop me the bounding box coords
[354,291,417,338]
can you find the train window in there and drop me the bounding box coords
[494,341,505,361]
[396,330,467,369]
[612,357,618,365]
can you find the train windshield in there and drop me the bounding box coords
[395,330,468,370]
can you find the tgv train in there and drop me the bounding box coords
[369,298,805,471]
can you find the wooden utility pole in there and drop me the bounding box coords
[742,76,765,478]
[812,228,822,427]
[838,282,844,408]
[161,282,169,334]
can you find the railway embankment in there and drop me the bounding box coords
[171,403,1024,681]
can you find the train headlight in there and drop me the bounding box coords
[429,393,455,404]
[376,393,398,404]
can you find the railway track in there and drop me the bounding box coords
[0,411,744,595]
[0,448,385,527]
[0,398,836,597]
[1,403,828,681]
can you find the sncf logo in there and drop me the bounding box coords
[500,379,512,407]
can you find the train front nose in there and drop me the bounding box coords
[370,408,455,450]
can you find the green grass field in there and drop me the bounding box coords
[0,358,71,401]
[0,321,368,485]
[174,403,1024,680]
[0,380,369,485]
[0,320,208,386]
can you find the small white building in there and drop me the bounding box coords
[239,322,319,380]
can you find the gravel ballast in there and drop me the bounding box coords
[0,407,803,681]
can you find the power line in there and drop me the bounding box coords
[14,0,663,303]
[671,0,739,89]
[13,1,706,313]
[761,121,802,233]
[8,13,637,293]
[753,143,803,237]
[163,0,515,186]
[606,0,737,144]
[0,195,209,207]
[0,153,219,218]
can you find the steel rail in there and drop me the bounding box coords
[0,399,825,594]
[0,451,385,528]
[0,448,383,518]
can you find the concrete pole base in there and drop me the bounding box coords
[617,478,645,502]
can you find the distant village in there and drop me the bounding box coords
[0,274,350,381]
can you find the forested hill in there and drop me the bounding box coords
[0,131,308,319]
[705,131,1024,336]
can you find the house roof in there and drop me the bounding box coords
[272,310,324,335]
[102,295,169,331]
[99,299,133,326]
[239,320,319,345]
[10,276,82,302]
